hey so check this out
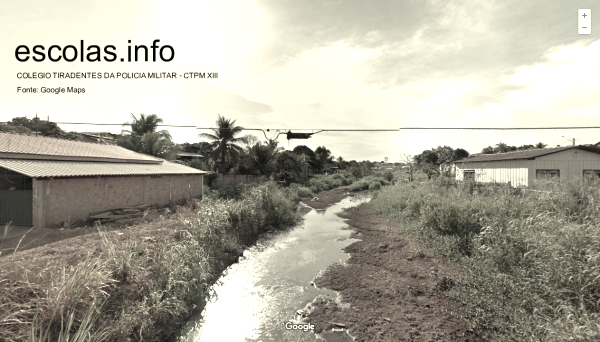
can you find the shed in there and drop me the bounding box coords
[0,132,206,227]
[453,145,600,187]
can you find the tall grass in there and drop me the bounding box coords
[371,177,600,340]
[1,181,303,342]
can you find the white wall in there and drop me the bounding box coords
[455,148,600,187]
[456,160,529,187]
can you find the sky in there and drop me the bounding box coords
[0,0,599,162]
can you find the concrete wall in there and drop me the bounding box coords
[32,174,203,228]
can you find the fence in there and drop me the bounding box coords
[205,174,270,187]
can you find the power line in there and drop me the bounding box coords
[3,121,600,130]
[399,127,600,130]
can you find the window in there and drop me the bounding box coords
[583,170,600,182]
[536,169,560,180]
[463,170,475,181]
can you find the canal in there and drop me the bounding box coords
[177,194,370,342]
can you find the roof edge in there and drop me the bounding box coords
[0,152,163,164]
[454,145,600,163]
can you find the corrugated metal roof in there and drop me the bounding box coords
[454,145,600,163]
[0,159,206,178]
[0,132,161,163]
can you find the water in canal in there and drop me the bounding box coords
[177,194,370,342]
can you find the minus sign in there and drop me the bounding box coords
[582,27,588,29]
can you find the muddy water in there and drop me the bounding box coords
[177,194,370,342]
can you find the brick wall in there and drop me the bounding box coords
[32,174,203,228]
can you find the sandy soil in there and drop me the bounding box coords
[303,201,486,342]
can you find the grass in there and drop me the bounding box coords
[1,169,398,342]
[0,181,304,342]
[370,175,600,341]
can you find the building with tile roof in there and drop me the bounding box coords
[452,145,600,187]
[0,133,206,227]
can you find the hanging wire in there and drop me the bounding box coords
[3,121,600,131]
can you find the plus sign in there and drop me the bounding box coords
[583,13,587,18]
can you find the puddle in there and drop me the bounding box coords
[177,194,370,342]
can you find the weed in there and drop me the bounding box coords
[370,179,600,340]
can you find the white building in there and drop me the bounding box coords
[453,145,600,187]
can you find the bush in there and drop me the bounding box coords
[290,184,314,199]
[216,183,246,200]
[368,182,381,190]
[371,179,600,340]
[351,181,369,191]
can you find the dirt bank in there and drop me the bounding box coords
[306,203,486,342]
[299,187,355,210]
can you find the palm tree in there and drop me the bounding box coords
[198,114,247,173]
[122,113,172,140]
[248,142,279,176]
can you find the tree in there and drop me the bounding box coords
[400,153,415,182]
[122,113,172,140]
[314,146,333,173]
[198,114,247,174]
[535,142,548,148]
[494,142,510,153]
[237,141,279,176]
[336,156,348,170]
[293,145,317,170]
[414,150,439,180]
[453,148,469,160]
[276,151,304,184]
[118,113,179,159]
[482,146,495,154]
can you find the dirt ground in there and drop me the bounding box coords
[0,187,354,258]
[0,208,172,257]
[302,198,486,342]
[2,187,485,342]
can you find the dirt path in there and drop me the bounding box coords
[304,203,485,342]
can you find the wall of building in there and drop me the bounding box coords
[32,174,203,228]
[455,160,530,187]
[531,149,600,184]
[455,149,600,187]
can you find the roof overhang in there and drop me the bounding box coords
[0,159,206,178]
[0,152,162,164]
[454,145,600,163]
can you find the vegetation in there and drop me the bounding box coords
[412,146,469,180]
[370,175,600,341]
[198,115,247,174]
[117,113,180,159]
[481,141,548,154]
[0,181,309,342]
[0,116,81,140]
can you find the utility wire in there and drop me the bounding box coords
[3,121,600,130]
[399,127,600,130]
